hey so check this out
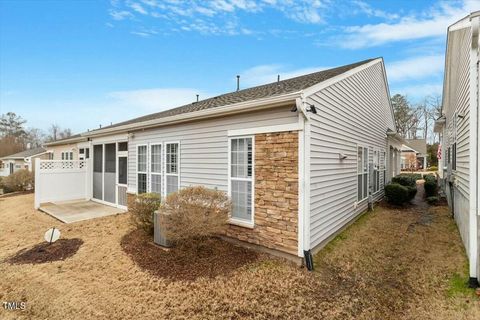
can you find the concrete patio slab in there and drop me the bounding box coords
[39,200,126,223]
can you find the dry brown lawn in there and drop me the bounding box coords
[0,192,479,319]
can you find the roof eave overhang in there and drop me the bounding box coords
[386,130,406,143]
[434,116,446,133]
[43,137,87,147]
[82,91,302,138]
[0,156,24,160]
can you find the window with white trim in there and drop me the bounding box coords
[61,151,74,160]
[382,151,386,186]
[373,149,380,193]
[229,137,254,224]
[137,145,147,194]
[150,144,162,196]
[357,146,368,201]
[452,111,457,171]
[165,143,179,195]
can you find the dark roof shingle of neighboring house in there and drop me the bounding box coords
[97,58,377,131]
[43,134,84,146]
[2,147,46,159]
[405,139,427,154]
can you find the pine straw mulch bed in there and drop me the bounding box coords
[121,229,262,281]
[7,238,83,264]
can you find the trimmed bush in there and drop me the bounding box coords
[424,174,438,197]
[1,169,34,192]
[406,185,417,201]
[392,174,417,188]
[128,193,161,235]
[426,196,439,205]
[160,186,231,243]
[385,183,409,205]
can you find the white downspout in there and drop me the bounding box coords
[468,15,479,282]
[296,95,311,259]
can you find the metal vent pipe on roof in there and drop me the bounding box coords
[196,94,199,102]
[236,75,240,91]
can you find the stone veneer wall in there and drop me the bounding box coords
[225,131,299,255]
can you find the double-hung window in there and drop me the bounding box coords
[150,144,162,196]
[137,145,148,194]
[373,149,380,193]
[452,111,458,171]
[357,146,368,201]
[165,143,179,195]
[381,151,386,187]
[229,137,254,225]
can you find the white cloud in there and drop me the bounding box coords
[339,0,478,49]
[109,9,134,20]
[130,28,158,37]
[127,2,148,15]
[386,55,444,82]
[391,83,443,101]
[107,88,214,111]
[108,0,335,38]
[240,64,328,87]
[351,0,399,20]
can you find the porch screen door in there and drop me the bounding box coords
[93,145,103,200]
[104,143,116,204]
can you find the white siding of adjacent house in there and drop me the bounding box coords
[127,106,298,193]
[443,27,472,251]
[306,61,395,249]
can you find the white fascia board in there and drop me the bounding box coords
[90,133,128,144]
[301,58,383,98]
[82,92,302,138]
[43,137,87,147]
[378,58,398,132]
[227,123,302,136]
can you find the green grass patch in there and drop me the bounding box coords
[313,207,378,265]
[447,267,477,298]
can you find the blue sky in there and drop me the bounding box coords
[0,0,478,133]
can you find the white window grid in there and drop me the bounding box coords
[150,143,162,196]
[228,136,254,226]
[137,145,148,194]
[357,145,369,202]
[165,142,180,196]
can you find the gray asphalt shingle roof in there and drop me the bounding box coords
[2,147,46,159]
[97,58,376,131]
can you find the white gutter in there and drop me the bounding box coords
[43,136,87,147]
[468,14,480,281]
[83,91,302,138]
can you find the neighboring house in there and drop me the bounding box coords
[0,147,50,177]
[400,139,427,170]
[435,11,480,287]
[35,57,402,261]
[43,134,90,160]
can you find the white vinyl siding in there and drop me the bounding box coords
[127,106,297,193]
[442,26,472,251]
[229,137,254,224]
[307,61,395,249]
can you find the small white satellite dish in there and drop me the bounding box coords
[44,227,61,244]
